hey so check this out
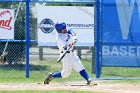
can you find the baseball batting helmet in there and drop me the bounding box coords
[55,22,66,33]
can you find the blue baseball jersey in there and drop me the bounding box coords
[56,29,77,51]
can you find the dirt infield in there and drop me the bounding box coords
[0,81,140,93]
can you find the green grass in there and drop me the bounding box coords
[0,60,140,83]
[102,67,140,78]
[0,60,94,83]
[0,90,103,93]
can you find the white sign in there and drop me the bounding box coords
[0,9,15,39]
[37,6,94,46]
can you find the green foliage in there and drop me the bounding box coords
[0,2,26,64]
[0,2,38,64]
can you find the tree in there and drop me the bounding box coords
[0,2,26,64]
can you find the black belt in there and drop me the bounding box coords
[61,50,74,53]
[61,51,70,53]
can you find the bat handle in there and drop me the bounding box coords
[57,60,60,62]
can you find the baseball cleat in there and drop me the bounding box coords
[87,79,91,85]
[44,73,53,84]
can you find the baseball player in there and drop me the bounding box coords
[44,22,91,85]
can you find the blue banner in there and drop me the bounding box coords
[30,0,94,2]
[102,0,140,67]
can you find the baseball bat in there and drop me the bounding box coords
[57,40,77,62]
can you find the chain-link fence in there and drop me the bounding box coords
[0,1,96,83]
[1,0,139,83]
[29,1,95,82]
[101,0,140,79]
[0,2,26,80]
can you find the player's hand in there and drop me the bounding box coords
[69,39,78,48]
[69,43,73,48]
[69,43,74,47]
[63,46,67,50]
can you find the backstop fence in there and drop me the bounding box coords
[0,0,96,82]
[0,0,139,82]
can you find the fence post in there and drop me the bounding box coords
[77,48,81,59]
[96,0,101,78]
[39,47,43,60]
[25,0,30,78]
[92,46,96,74]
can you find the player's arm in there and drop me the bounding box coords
[68,29,78,47]
[56,37,68,51]
[68,29,76,36]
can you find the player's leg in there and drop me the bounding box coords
[61,53,73,78]
[44,53,72,84]
[72,53,91,85]
[79,69,91,85]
